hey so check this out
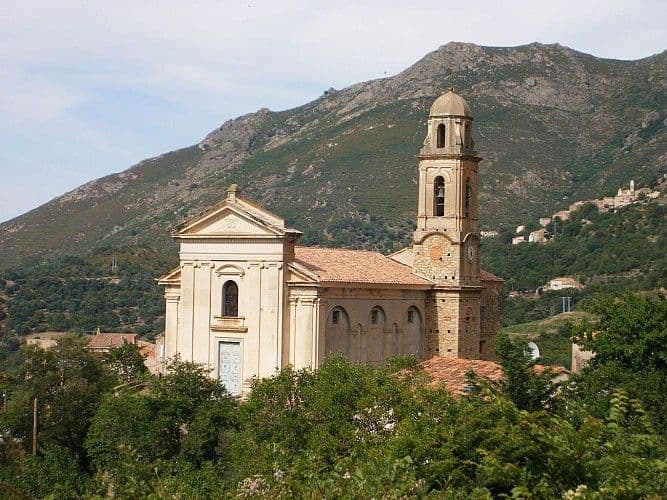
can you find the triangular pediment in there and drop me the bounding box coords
[174,202,284,238]
[156,266,181,284]
[286,261,320,283]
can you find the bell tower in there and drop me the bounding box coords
[415,88,479,242]
[411,89,483,359]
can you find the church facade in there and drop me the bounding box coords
[158,90,502,395]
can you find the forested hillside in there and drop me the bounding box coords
[483,201,665,292]
[483,196,666,325]
[0,248,176,366]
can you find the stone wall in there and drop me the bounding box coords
[412,233,461,284]
[424,288,481,359]
[316,287,427,366]
[479,280,502,359]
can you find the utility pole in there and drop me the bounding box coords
[32,398,37,455]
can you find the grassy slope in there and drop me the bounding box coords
[501,312,592,369]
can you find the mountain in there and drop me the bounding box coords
[1,42,665,268]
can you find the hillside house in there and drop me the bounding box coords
[548,277,583,291]
[552,210,570,221]
[529,228,548,243]
[87,332,138,353]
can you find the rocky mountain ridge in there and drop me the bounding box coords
[1,42,665,268]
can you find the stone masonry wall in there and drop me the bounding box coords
[479,280,502,360]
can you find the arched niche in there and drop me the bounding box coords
[465,177,472,218]
[325,306,351,358]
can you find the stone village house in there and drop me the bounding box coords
[158,90,503,395]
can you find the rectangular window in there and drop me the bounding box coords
[332,310,340,324]
[407,310,414,323]
[371,310,378,324]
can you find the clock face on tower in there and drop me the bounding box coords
[466,243,476,262]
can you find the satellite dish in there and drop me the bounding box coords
[527,342,540,361]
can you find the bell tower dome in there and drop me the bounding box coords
[414,88,480,243]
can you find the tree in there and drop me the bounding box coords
[0,336,117,461]
[86,357,236,482]
[495,332,554,412]
[570,291,667,431]
[103,342,147,383]
[577,292,666,373]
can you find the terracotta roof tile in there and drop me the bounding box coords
[421,358,571,395]
[421,357,504,395]
[293,246,431,286]
[88,333,138,349]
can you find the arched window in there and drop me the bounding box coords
[465,178,472,218]
[406,306,422,327]
[437,124,446,148]
[434,176,445,216]
[328,306,350,329]
[369,306,386,328]
[222,280,238,317]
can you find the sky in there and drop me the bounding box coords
[1,0,665,223]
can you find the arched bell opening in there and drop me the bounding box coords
[434,176,445,216]
[436,123,446,148]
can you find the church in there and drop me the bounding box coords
[158,89,502,395]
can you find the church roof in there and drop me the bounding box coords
[421,357,504,395]
[293,246,431,286]
[480,269,504,282]
[430,89,471,117]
